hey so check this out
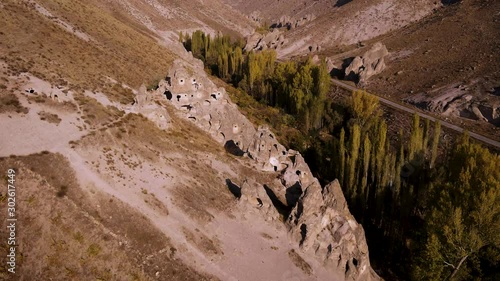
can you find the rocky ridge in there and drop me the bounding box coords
[135,56,381,280]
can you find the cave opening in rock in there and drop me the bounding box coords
[164,90,172,100]
[441,0,461,5]
[335,0,353,7]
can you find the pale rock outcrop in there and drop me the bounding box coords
[131,84,170,130]
[404,82,500,127]
[244,29,288,52]
[275,14,316,30]
[325,58,336,73]
[247,125,290,172]
[345,42,389,83]
[143,58,380,280]
[154,59,298,173]
[288,180,380,281]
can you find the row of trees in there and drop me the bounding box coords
[181,31,331,131]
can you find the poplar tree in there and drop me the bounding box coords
[348,124,361,198]
[409,113,422,161]
[430,121,441,168]
[361,135,372,205]
[339,128,346,187]
[376,121,387,184]
[422,119,430,157]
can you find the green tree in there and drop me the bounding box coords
[347,123,361,199]
[361,135,372,205]
[351,90,380,131]
[430,121,441,168]
[339,128,346,187]
[409,113,423,161]
[414,135,500,280]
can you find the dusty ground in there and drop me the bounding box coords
[0,1,329,279]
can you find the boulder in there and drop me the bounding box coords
[244,30,287,52]
[244,33,264,52]
[345,42,389,83]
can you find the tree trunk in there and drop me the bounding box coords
[448,254,469,280]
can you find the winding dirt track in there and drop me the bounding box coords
[331,79,500,148]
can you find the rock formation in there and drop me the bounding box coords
[404,82,500,127]
[345,42,389,83]
[274,14,315,30]
[244,29,288,52]
[130,84,170,130]
[288,180,379,281]
[140,58,381,280]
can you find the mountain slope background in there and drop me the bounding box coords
[0,0,498,280]
[0,0,374,280]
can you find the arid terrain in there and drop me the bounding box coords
[0,0,498,281]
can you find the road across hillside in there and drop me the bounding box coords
[331,79,500,148]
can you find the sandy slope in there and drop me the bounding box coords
[0,66,343,280]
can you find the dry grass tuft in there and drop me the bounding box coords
[288,249,313,275]
[38,110,62,124]
[75,94,124,129]
[0,93,29,114]
[183,227,224,256]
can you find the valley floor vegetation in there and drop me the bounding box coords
[181,30,500,281]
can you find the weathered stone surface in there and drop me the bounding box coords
[244,29,287,52]
[345,42,389,83]
[288,180,381,281]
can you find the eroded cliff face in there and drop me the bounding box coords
[136,56,381,280]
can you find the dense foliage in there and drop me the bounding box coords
[181,31,499,280]
[311,92,499,280]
